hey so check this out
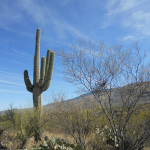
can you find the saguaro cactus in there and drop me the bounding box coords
[23,28,55,140]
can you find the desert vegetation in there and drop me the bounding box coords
[1,29,150,149]
[0,90,150,150]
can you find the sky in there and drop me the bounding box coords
[0,0,150,111]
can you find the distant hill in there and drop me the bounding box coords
[1,81,150,116]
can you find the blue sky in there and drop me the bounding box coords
[0,0,150,111]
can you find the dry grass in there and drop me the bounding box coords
[1,115,150,150]
[0,129,97,150]
[1,93,150,150]
[2,130,149,150]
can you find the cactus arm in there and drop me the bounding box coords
[38,57,45,87]
[26,86,33,92]
[24,70,33,88]
[33,55,35,84]
[42,52,55,91]
[44,49,51,82]
[34,28,40,84]
[47,52,55,80]
[24,70,33,92]
[41,80,50,92]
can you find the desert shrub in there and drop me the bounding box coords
[25,136,85,150]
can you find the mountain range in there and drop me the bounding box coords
[1,81,150,116]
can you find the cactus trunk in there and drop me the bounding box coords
[23,28,55,142]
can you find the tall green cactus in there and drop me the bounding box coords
[23,28,55,141]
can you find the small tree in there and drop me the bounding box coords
[55,39,150,150]
[49,91,103,149]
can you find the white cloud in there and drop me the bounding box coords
[0,90,27,93]
[0,50,33,60]
[0,68,20,71]
[2,27,35,39]
[61,0,70,6]
[52,80,70,84]
[17,0,89,40]
[0,0,90,43]
[99,23,110,29]
[103,0,150,41]
[0,1,22,28]
[11,48,33,58]
[51,17,90,40]
[0,71,24,76]
[17,0,49,26]
[0,58,29,66]
[106,0,140,18]
[0,80,25,86]
[0,85,24,88]
[122,35,134,41]
[119,0,140,11]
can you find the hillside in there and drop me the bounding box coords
[1,81,150,115]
